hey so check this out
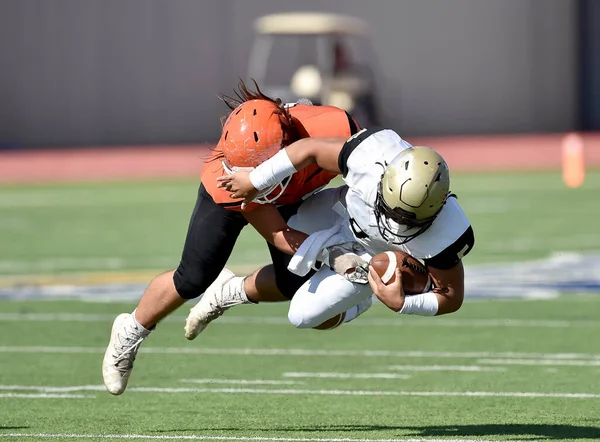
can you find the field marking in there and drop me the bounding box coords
[0,312,597,328]
[0,271,162,287]
[179,379,303,385]
[0,258,131,273]
[0,385,103,393]
[0,259,256,276]
[282,372,411,380]
[0,393,93,399]
[1,384,599,399]
[0,433,522,442]
[386,365,504,372]
[0,265,259,288]
[1,251,600,300]
[3,346,600,360]
[478,358,600,367]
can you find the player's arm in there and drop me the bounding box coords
[242,204,308,255]
[216,137,346,209]
[279,136,346,174]
[369,262,464,315]
[369,226,474,316]
[425,261,465,314]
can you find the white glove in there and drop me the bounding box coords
[321,243,369,284]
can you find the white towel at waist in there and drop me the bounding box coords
[287,202,355,276]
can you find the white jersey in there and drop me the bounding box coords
[339,128,473,267]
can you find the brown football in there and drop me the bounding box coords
[370,251,431,294]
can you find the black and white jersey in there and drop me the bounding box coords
[338,128,474,270]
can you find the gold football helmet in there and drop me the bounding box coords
[374,146,451,244]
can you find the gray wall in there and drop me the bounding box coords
[0,0,577,148]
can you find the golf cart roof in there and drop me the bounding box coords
[254,12,369,36]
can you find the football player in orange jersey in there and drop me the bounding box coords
[102,81,362,396]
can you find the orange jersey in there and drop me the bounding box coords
[202,104,359,211]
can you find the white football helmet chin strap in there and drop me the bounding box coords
[221,160,291,205]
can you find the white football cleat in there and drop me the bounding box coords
[184,269,247,340]
[102,313,150,395]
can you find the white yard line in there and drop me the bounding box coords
[0,385,104,393]
[282,372,411,380]
[0,393,93,399]
[386,365,504,372]
[179,379,303,385]
[478,358,600,366]
[89,387,600,399]
[0,312,597,328]
[2,346,600,360]
[0,385,598,399]
[0,433,523,442]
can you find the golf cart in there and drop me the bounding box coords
[247,11,380,126]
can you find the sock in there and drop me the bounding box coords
[131,309,152,334]
[239,277,258,304]
[238,277,250,303]
[342,305,359,323]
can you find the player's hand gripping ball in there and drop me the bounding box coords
[369,251,431,294]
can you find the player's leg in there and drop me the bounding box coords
[134,270,180,329]
[287,263,374,329]
[244,264,287,302]
[103,184,247,395]
[184,199,310,339]
[222,257,368,330]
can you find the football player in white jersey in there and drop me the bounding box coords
[187,128,474,335]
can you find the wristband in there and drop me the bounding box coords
[398,292,439,316]
[249,149,297,191]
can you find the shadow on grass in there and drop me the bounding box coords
[153,423,600,440]
[397,424,600,440]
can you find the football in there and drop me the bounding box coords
[370,251,431,294]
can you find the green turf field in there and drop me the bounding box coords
[1,298,600,441]
[1,171,600,441]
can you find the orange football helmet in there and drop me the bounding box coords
[218,99,294,204]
